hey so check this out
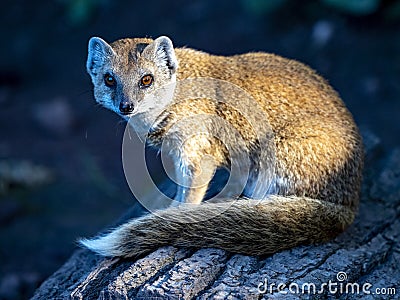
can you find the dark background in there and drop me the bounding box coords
[0,0,399,299]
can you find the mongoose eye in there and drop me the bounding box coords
[104,73,116,87]
[140,74,153,87]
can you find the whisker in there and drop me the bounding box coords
[75,89,92,97]
[115,119,127,137]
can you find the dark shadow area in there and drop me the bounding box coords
[0,0,399,298]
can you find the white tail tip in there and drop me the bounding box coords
[79,229,125,257]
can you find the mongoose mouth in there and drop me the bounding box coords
[119,111,133,116]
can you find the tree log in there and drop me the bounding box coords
[32,130,400,299]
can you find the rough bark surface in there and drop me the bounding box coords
[32,130,400,299]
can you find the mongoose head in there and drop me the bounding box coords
[86,36,178,130]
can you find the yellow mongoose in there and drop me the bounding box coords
[81,36,363,257]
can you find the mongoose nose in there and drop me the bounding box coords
[119,101,134,114]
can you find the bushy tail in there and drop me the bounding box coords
[79,195,355,258]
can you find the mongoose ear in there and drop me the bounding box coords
[143,36,178,75]
[86,37,115,76]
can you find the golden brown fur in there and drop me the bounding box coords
[81,36,364,258]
